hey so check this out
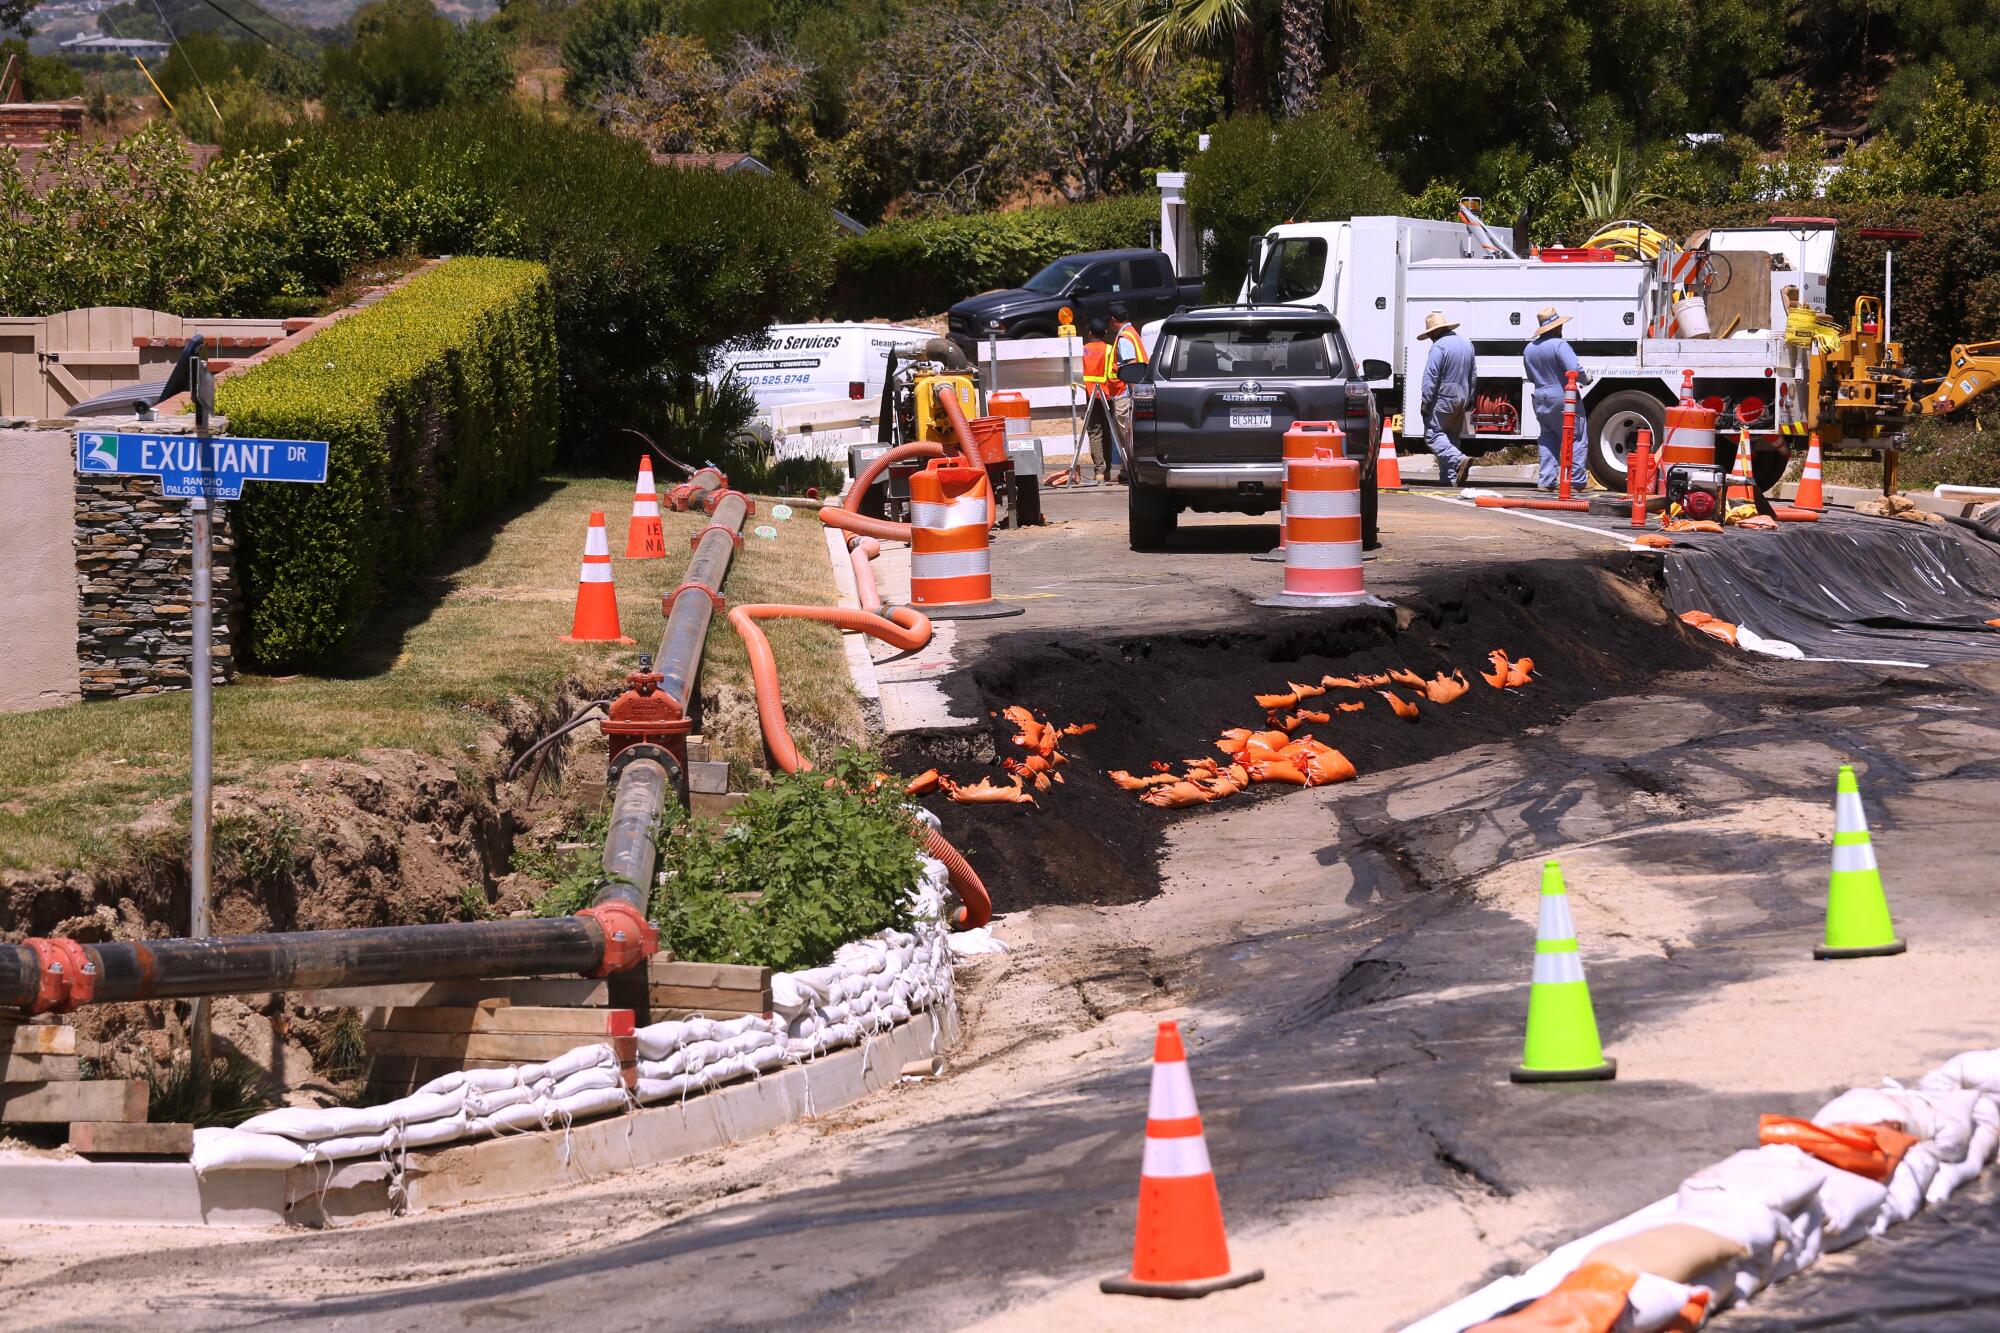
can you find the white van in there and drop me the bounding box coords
[712,322,936,460]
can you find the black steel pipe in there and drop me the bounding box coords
[600,757,667,907]
[655,489,751,711]
[0,919,604,1010]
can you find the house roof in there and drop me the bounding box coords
[649,151,770,175]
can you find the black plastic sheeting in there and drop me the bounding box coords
[1662,514,2000,664]
[1725,1174,2000,1330]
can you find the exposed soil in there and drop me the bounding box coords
[889,554,1719,912]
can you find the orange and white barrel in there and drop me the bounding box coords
[1255,420,1343,562]
[1659,376,1717,493]
[908,460,1022,620]
[1256,444,1387,609]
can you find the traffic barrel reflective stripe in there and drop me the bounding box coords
[911,495,991,530]
[1274,420,1341,551]
[1660,372,1717,493]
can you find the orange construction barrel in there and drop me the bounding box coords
[990,391,1032,440]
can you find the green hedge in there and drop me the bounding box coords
[826,195,1159,320]
[219,258,559,667]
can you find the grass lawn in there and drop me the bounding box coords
[0,476,858,872]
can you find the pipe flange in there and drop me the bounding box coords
[577,900,660,977]
[607,741,682,787]
[665,581,725,614]
[691,522,743,552]
[703,488,755,517]
[21,937,93,1014]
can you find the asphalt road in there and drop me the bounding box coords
[23,488,2000,1332]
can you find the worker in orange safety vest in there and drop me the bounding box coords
[1106,302,1147,484]
[1080,316,1114,486]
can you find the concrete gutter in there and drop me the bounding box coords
[0,1002,957,1228]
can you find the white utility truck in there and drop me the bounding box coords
[1237,215,1837,486]
[710,321,936,460]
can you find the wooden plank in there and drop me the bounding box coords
[0,1053,79,1083]
[69,1121,194,1157]
[367,1006,636,1037]
[0,1025,78,1055]
[0,1078,146,1124]
[363,1030,639,1062]
[301,976,613,1010]
[650,960,771,989]
[649,986,769,1014]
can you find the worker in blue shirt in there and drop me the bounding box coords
[1418,311,1475,487]
[1524,306,1590,492]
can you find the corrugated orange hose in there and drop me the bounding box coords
[727,599,993,929]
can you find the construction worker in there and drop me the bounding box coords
[1417,311,1474,487]
[1107,302,1148,484]
[1080,316,1113,485]
[1525,305,1590,493]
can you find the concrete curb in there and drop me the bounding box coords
[0,1003,958,1229]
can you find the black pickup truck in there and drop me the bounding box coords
[947,248,1203,356]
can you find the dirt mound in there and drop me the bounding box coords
[890,555,1719,911]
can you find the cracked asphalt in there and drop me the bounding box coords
[16,488,2000,1331]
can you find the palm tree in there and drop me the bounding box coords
[1121,0,1285,117]
[1277,0,1324,116]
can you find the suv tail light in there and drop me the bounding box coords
[1132,381,1155,419]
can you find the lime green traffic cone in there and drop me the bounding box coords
[1511,860,1617,1084]
[1815,764,1907,960]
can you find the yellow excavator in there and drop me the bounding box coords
[1793,296,2000,492]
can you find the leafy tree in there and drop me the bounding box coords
[323,0,512,117]
[0,37,83,97]
[157,32,265,105]
[841,0,1217,218]
[0,126,285,316]
[2,0,35,36]
[1185,93,1407,295]
[559,0,672,107]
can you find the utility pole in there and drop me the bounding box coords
[188,352,218,1116]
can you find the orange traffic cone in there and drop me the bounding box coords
[561,511,633,643]
[1794,433,1825,511]
[626,455,666,558]
[1101,1021,1264,1299]
[1376,417,1404,490]
[1726,430,1756,505]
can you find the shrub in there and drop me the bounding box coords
[239,106,835,463]
[1186,102,1409,300]
[654,751,921,971]
[826,194,1159,320]
[218,258,559,666]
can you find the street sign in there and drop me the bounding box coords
[78,430,329,500]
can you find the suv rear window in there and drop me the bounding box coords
[1161,326,1342,379]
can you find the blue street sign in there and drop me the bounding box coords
[77,430,329,501]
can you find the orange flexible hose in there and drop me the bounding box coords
[820,440,950,543]
[848,536,883,613]
[931,383,983,459]
[727,600,993,929]
[820,507,918,542]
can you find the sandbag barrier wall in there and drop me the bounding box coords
[190,855,960,1180]
[1407,1046,2000,1331]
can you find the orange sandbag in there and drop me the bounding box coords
[1424,670,1470,704]
[1000,705,1035,726]
[1141,780,1214,808]
[1693,618,1739,645]
[1986,617,2000,628]
[1388,667,1426,689]
[1379,690,1420,720]
[1337,700,1365,713]
[1665,518,1725,533]
[1061,722,1097,736]
[904,769,940,796]
[1108,769,1177,790]
[1294,708,1331,724]
[1287,679,1326,698]
[1634,532,1674,549]
[1678,610,1714,626]
[1757,1115,1921,1184]
[1252,729,1292,751]
[1246,759,1309,785]
[1321,675,1365,689]
[1470,1261,1638,1333]
[1353,672,1392,688]
[950,776,1037,805]
[1505,656,1535,687]
[1302,746,1357,786]
[1254,691,1299,709]
[1271,712,1305,733]
[1482,649,1511,688]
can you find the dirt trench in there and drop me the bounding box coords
[0,684,599,1103]
[888,555,1720,912]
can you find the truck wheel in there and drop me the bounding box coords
[1129,485,1177,551]
[1586,391,1667,488]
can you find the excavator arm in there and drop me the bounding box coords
[1916,340,2000,415]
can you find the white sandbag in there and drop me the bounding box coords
[191,1126,315,1173]
[1678,1144,1828,1218]
[1736,627,1805,660]
[1924,1109,1996,1204]
[1625,1272,1708,1332]
[948,927,1008,956]
[1920,1048,2000,1094]
[1813,1085,1941,1145]
[1664,1194,1786,1295]
[1874,1141,1940,1233]
[238,1089,465,1142]
[1908,1086,1981,1163]
[1767,1191,1826,1282]
[1815,1167,1888,1251]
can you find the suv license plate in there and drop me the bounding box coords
[1229,409,1273,429]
